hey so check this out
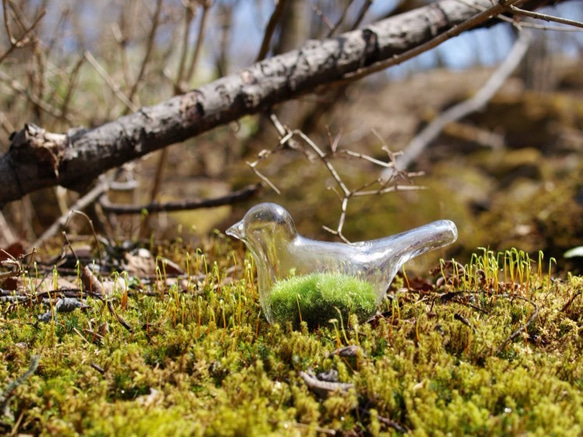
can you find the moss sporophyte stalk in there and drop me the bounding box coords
[266,272,377,329]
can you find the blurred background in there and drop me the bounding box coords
[0,0,582,273]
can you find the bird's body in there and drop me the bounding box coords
[227,203,457,323]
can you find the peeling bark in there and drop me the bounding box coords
[0,0,555,205]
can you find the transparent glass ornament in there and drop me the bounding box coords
[227,203,457,326]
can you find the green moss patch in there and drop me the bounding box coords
[3,242,583,435]
[266,273,378,329]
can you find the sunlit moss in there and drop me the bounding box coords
[2,243,583,435]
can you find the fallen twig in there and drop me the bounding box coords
[269,114,420,242]
[496,295,539,355]
[0,354,40,420]
[387,30,532,173]
[300,370,353,398]
[357,406,408,433]
[561,291,582,313]
[99,183,262,214]
[33,180,109,248]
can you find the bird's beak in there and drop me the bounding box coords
[226,220,244,240]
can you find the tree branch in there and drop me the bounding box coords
[391,29,533,172]
[98,183,262,214]
[0,0,561,205]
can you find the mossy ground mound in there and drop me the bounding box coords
[267,272,378,329]
[1,242,583,435]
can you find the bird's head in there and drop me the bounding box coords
[226,203,297,250]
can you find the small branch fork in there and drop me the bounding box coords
[251,114,423,243]
[0,0,45,64]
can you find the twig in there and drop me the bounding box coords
[458,0,581,32]
[390,30,532,172]
[454,312,477,333]
[184,0,211,88]
[0,354,40,418]
[246,155,282,195]
[140,147,168,238]
[32,180,110,248]
[350,0,373,30]
[561,291,582,313]
[90,363,106,375]
[0,71,69,120]
[299,370,353,398]
[0,0,45,64]
[496,295,539,355]
[255,0,288,62]
[509,5,583,30]
[38,297,89,323]
[311,5,335,33]
[84,51,138,112]
[59,55,85,123]
[174,2,196,93]
[126,0,163,106]
[269,114,420,242]
[99,183,262,214]
[358,407,407,433]
[339,0,530,83]
[325,0,355,37]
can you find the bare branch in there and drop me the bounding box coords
[0,71,69,120]
[84,51,138,112]
[509,4,583,30]
[174,2,196,92]
[99,183,262,214]
[255,0,289,62]
[269,114,420,243]
[33,179,110,248]
[0,0,568,204]
[184,0,211,89]
[300,370,353,398]
[338,0,531,83]
[126,0,164,106]
[391,30,532,172]
[325,0,355,37]
[0,0,45,64]
[350,0,373,30]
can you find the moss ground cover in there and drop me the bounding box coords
[267,273,378,329]
[1,241,583,435]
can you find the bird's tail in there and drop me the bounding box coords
[385,220,458,267]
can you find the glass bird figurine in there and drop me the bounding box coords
[227,203,457,328]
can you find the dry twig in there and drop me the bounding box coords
[509,4,583,30]
[388,30,532,172]
[84,51,138,112]
[255,0,289,62]
[0,354,40,419]
[0,0,45,64]
[496,295,539,355]
[299,370,353,398]
[33,180,110,248]
[126,0,164,106]
[264,114,422,242]
[99,183,262,215]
